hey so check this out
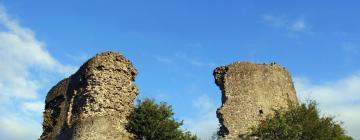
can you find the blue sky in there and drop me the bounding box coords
[0,1,359,139]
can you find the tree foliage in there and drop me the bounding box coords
[249,101,352,140]
[126,98,198,140]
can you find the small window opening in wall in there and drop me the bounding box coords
[259,110,263,114]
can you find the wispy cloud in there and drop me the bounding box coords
[0,114,43,140]
[340,42,359,55]
[289,19,306,32]
[184,95,219,140]
[154,53,216,68]
[65,52,92,64]
[261,14,307,32]
[193,95,215,111]
[154,55,174,64]
[22,101,44,113]
[176,53,217,68]
[0,6,75,139]
[294,73,360,139]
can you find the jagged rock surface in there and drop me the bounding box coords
[40,51,138,140]
[214,62,298,139]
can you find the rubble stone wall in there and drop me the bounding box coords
[40,51,138,140]
[213,62,298,139]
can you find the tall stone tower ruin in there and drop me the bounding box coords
[40,52,138,140]
[213,62,298,139]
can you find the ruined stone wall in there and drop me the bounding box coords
[214,62,298,139]
[40,51,138,140]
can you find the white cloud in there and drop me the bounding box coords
[0,6,75,140]
[184,95,219,140]
[262,14,307,32]
[294,73,360,139]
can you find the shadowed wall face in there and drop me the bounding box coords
[40,52,138,140]
[214,62,298,139]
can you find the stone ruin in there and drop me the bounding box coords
[40,51,138,140]
[40,51,299,140]
[214,62,298,139]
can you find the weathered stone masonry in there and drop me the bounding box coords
[40,51,299,140]
[214,62,298,139]
[40,51,138,140]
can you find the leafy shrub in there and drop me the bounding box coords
[126,98,198,140]
[249,101,352,140]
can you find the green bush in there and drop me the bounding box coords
[126,98,198,140]
[249,101,352,140]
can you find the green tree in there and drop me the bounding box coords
[249,101,353,140]
[126,98,198,140]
